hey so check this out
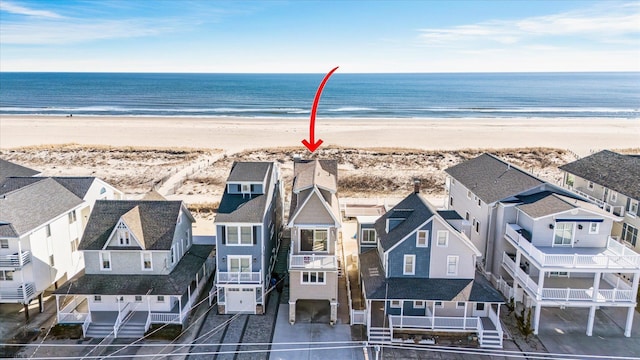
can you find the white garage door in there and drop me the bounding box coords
[226,287,255,313]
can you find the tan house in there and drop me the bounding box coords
[287,159,341,324]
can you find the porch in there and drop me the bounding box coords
[0,282,35,302]
[0,251,31,268]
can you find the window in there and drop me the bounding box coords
[436,231,449,247]
[135,296,142,302]
[157,295,165,302]
[390,300,402,308]
[170,247,176,264]
[413,300,425,308]
[622,223,638,247]
[70,238,79,252]
[0,270,14,281]
[100,252,111,270]
[242,184,250,193]
[49,255,55,267]
[476,303,485,311]
[475,220,480,233]
[589,222,599,234]
[553,222,573,246]
[94,295,102,302]
[186,230,191,246]
[456,302,465,309]
[229,256,251,273]
[300,229,328,252]
[141,252,153,271]
[361,229,377,244]
[68,211,77,224]
[416,230,428,247]
[588,181,594,190]
[550,271,569,277]
[45,224,51,237]
[465,212,469,221]
[403,255,416,275]
[447,256,458,276]
[227,226,253,245]
[628,200,639,216]
[100,187,106,194]
[477,198,482,207]
[434,301,444,308]
[467,189,472,199]
[449,197,453,206]
[610,191,618,202]
[0,239,8,249]
[565,174,575,188]
[301,271,325,284]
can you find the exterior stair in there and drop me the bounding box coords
[85,323,115,338]
[368,327,392,343]
[116,322,146,338]
[274,229,290,304]
[480,330,503,348]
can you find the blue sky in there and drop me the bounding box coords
[1,0,638,73]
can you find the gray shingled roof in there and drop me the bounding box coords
[216,163,273,223]
[0,177,44,195]
[445,153,544,204]
[559,150,640,200]
[79,200,184,251]
[289,159,339,224]
[0,159,39,182]
[0,223,19,238]
[0,176,98,199]
[0,178,84,235]
[516,192,576,218]
[227,162,271,182]
[54,245,214,296]
[359,249,503,302]
[375,193,436,251]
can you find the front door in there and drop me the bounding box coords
[226,287,255,313]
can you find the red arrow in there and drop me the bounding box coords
[302,66,339,153]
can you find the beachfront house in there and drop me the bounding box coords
[445,153,640,337]
[559,150,640,253]
[359,184,504,348]
[287,158,342,325]
[213,162,283,314]
[0,176,121,319]
[54,200,214,338]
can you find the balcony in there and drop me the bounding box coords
[505,224,640,270]
[0,282,35,302]
[502,253,634,304]
[289,253,337,270]
[216,271,262,284]
[567,187,624,217]
[0,251,31,269]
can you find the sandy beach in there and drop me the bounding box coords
[1,115,638,156]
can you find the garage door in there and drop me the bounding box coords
[226,287,255,313]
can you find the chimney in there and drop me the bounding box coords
[293,154,301,163]
[413,179,421,194]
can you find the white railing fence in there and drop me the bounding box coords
[82,312,92,337]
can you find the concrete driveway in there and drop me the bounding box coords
[537,307,640,359]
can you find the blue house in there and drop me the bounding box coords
[214,162,283,314]
[359,183,505,348]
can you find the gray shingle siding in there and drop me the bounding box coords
[387,221,432,278]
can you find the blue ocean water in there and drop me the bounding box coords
[0,72,638,118]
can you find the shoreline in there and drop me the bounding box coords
[1,115,638,156]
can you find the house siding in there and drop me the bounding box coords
[289,270,339,301]
[447,180,490,262]
[294,193,335,225]
[358,222,377,253]
[216,224,262,273]
[429,219,476,279]
[387,221,432,278]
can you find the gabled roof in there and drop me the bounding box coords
[141,190,167,201]
[79,200,187,251]
[515,191,620,220]
[0,176,101,199]
[54,245,214,296]
[0,159,39,182]
[375,193,436,251]
[0,177,44,195]
[445,153,544,204]
[0,178,84,236]
[216,162,274,223]
[559,150,640,200]
[292,159,337,193]
[359,249,503,302]
[227,161,271,183]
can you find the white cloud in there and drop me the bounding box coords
[0,1,63,18]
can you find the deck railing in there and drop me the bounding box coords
[289,253,337,269]
[389,315,479,331]
[82,312,92,337]
[149,312,181,323]
[505,224,640,269]
[216,271,262,284]
[0,282,35,301]
[113,302,132,338]
[0,251,31,268]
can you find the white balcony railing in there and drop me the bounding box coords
[501,253,539,295]
[389,315,479,331]
[289,253,337,269]
[0,251,31,268]
[216,271,262,284]
[149,312,181,324]
[566,188,625,216]
[505,224,640,269]
[0,282,35,301]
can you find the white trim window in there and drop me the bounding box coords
[45,224,51,237]
[100,251,111,271]
[68,210,77,224]
[610,191,618,202]
[403,254,416,275]
[361,229,377,244]
[416,230,429,247]
[157,295,165,302]
[436,231,449,247]
[241,184,251,193]
[553,222,573,246]
[70,237,79,252]
[456,301,465,309]
[0,270,14,281]
[117,223,131,246]
[446,256,458,276]
[301,271,326,284]
[94,295,102,302]
[0,239,8,249]
[300,228,328,252]
[390,300,402,308]
[228,256,251,273]
[628,200,639,217]
[434,301,444,308]
[170,246,176,264]
[413,300,425,308]
[135,295,143,302]
[141,252,153,271]
[589,222,599,234]
[622,223,638,247]
[467,189,472,199]
[227,226,253,245]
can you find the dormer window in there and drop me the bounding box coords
[117,223,131,246]
[242,184,251,193]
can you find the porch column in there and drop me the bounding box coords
[38,293,44,313]
[178,297,183,323]
[586,306,596,336]
[591,272,601,302]
[289,300,296,324]
[463,302,468,330]
[400,300,404,328]
[330,300,338,325]
[513,250,522,302]
[533,304,542,335]
[537,270,545,301]
[624,306,634,337]
[55,296,60,322]
[431,302,436,330]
